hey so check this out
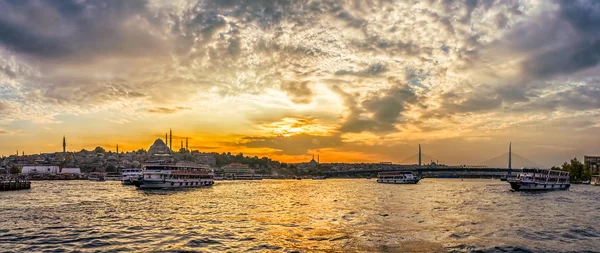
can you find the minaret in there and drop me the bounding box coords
[63,135,66,153]
[180,140,183,150]
[165,133,167,144]
[186,138,188,151]
[169,129,172,151]
[318,155,320,164]
[508,142,512,175]
[418,144,422,168]
[116,144,119,154]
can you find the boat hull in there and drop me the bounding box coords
[135,179,214,189]
[509,181,570,191]
[377,179,420,184]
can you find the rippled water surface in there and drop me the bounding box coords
[1,179,599,252]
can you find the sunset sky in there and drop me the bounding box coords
[1,0,600,166]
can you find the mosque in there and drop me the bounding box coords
[148,129,189,157]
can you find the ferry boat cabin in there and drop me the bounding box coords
[377,171,420,184]
[508,168,570,191]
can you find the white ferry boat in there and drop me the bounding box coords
[134,160,214,189]
[592,175,600,186]
[507,168,570,191]
[121,168,142,185]
[377,171,420,184]
[88,172,105,182]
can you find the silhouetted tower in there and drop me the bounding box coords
[63,135,66,153]
[418,144,422,168]
[169,129,172,151]
[165,133,167,144]
[16,150,18,156]
[180,140,183,150]
[116,144,119,154]
[508,142,512,175]
[22,151,24,156]
[186,138,188,151]
[318,155,320,164]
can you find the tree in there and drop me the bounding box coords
[105,164,117,172]
[9,165,21,174]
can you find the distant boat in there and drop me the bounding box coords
[105,172,122,181]
[366,177,372,179]
[233,174,263,180]
[507,168,570,191]
[377,171,420,184]
[121,169,142,185]
[88,172,105,182]
[592,175,600,186]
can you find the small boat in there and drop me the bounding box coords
[377,171,420,184]
[121,169,142,185]
[296,177,302,180]
[366,177,372,179]
[105,172,122,181]
[507,168,570,191]
[88,172,105,182]
[233,174,263,180]
[591,175,600,186]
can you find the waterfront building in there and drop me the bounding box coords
[221,163,254,174]
[61,168,82,175]
[584,156,600,173]
[21,166,60,175]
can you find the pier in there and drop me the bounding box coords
[0,176,31,191]
[0,179,31,191]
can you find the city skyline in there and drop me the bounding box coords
[1,1,600,166]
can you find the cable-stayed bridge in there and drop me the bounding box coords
[325,143,544,178]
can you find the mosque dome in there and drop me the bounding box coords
[148,138,171,156]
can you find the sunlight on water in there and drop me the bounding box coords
[1,179,599,252]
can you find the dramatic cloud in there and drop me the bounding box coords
[2,0,600,166]
[280,80,314,104]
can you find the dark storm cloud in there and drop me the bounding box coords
[513,82,600,112]
[0,0,166,61]
[439,81,541,115]
[521,0,600,78]
[334,85,418,133]
[242,133,342,156]
[280,80,314,104]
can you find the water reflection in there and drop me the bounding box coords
[0,179,599,252]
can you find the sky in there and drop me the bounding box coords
[1,0,600,166]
